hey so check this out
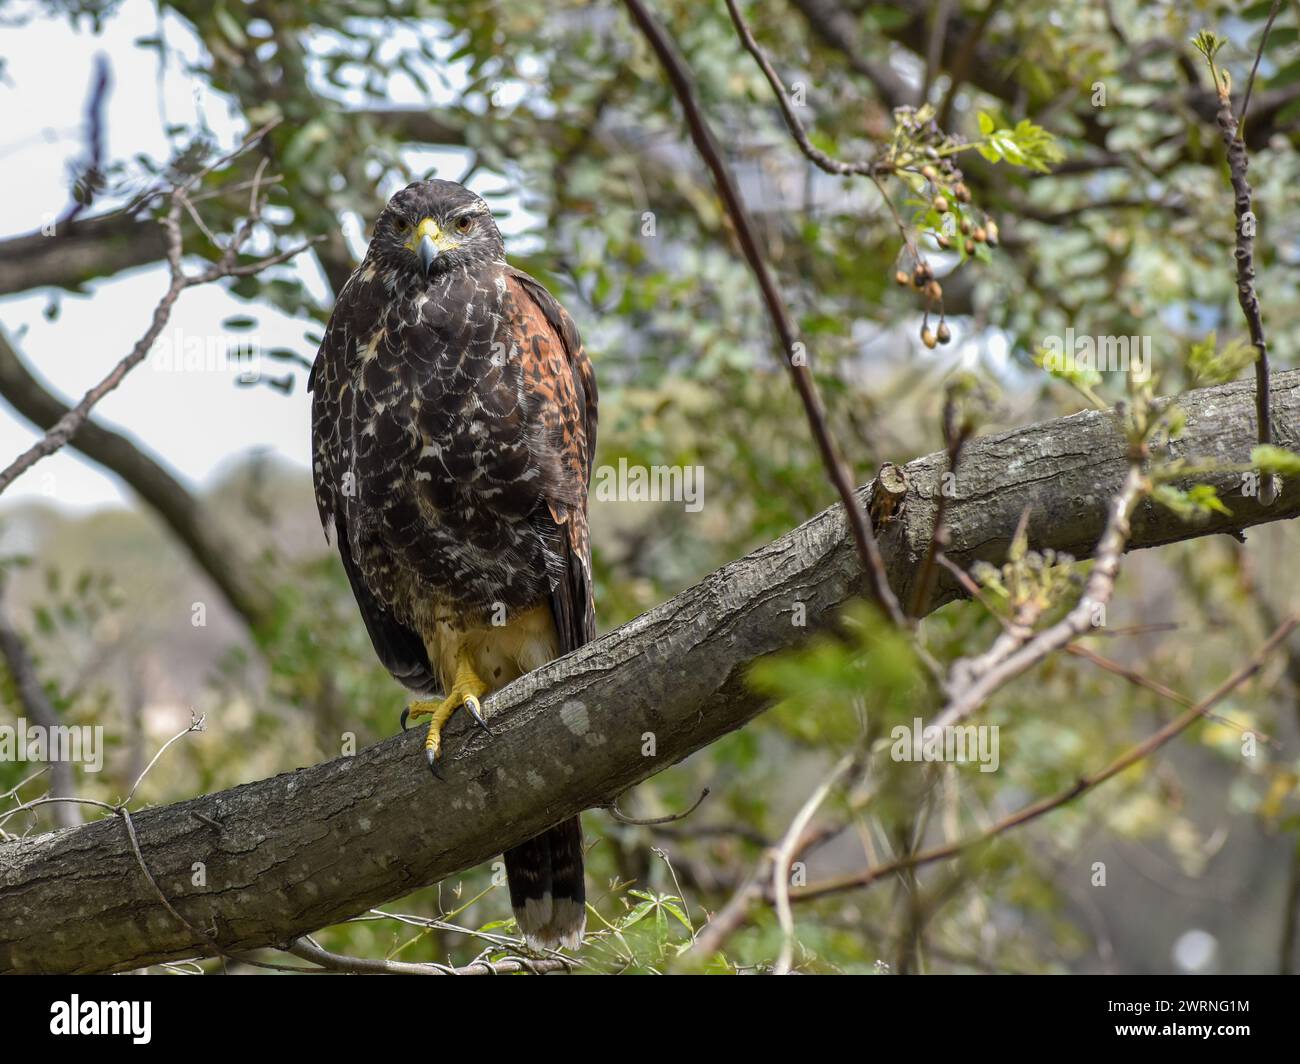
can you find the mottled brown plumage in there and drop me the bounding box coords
[309,179,596,949]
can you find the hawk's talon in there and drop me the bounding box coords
[400,707,411,732]
[463,695,494,737]
[404,652,489,778]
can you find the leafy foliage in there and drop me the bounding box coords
[1,0,1298,975]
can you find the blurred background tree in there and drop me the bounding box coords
[0,0,1298,974]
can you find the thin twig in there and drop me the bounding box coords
[909,387,973,617]
[606,787,709,825]
[1239,0,1283,127]
[59,54,111,227]
[622,0,904,625]
[1209,55,1277,504]
[722,0,890,178]
[793,615,1297,902]
[363,909,585,966]
[938,0,1003,128]
[120,713,205,807]
[921,0,955,106]
[1066,642,1277,747]
[0,121,308,498]
[285,937,573,975]
[772,753,857,974]
[933,461,1145,728]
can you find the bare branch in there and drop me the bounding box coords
[772,752,859,974]
[284,937,572,976]
[621,0,905,625]
[909,386,973,618]
[0,123,309,499]
[1,372,1297,973]
[723,0,891,178]
[933,461,1146,729]
[792,615,1298,903]
[1204,34,1278,504]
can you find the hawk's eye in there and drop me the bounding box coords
[455,215,473,232]
[394,218,411,234]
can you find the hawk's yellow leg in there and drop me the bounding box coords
[402,649,492,777]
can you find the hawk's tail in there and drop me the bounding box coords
[505,815,586,950]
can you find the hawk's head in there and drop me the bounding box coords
[369,179,506,281]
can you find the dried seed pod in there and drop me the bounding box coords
[973,226,987,244]
[985,219,999,246]
[936,233,952,250]
[913,263,933,286]
[937,322,952,344]
[921,326,937,349]
[895,269,911,287]
[933,195,949,214]
[925,280,943,301]
[964,239,976,255]
[921,165,938,182]
[953,182,971,203]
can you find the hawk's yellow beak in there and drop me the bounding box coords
[406,218,460,278]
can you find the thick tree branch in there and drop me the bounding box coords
[0,211,169,298]
[0,372,1297,974]
[0,109,464,300]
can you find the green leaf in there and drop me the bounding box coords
[620,899,655,928]
[1186,332,1256,386]
[1152,484,1232,521]
[1251,445,1300,475]
[973,116,1064,171]
[1034,345,1102,390]
[1241,0,1279,18]
[212,5,247,49]
[661,900,693,932]
[1270,57,1300,87]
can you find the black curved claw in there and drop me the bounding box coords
[426,745,444,780]
[400,707,411,732]
[464,696,495,737]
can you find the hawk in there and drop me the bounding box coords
[308,179,597,950]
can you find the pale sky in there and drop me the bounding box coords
[0,0,528,511]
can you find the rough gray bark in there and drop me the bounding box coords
[0,372,1296,974]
